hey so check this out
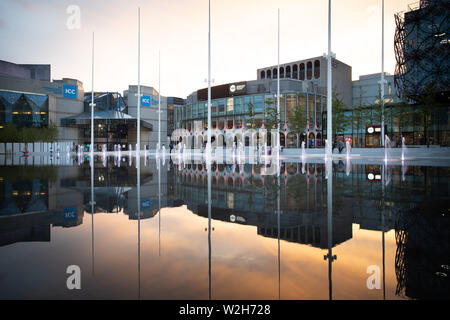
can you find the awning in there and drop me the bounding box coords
[61,111,153,130]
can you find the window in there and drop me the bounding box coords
[199,102,205,117]
[314,60,320,79]
[286,65,291,78]
[299,63,305,80]
[211,100,218,114]
[286,94,296,118]
[267,69,271,79]
[307,61,312,80]
[280,67,285,79]
[293,64,298,79]
[227,98,234,113]
[260,70,266,79]
[273,68,278,79]
[218,99,225,113]
[254,95,263,113]
[244,96,252,113]
[234,97,243,114]
[12,95,33,127]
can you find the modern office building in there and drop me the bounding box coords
[394,0,449,99]
[0,60,187,150]
[0,60,84,143]
[177,56,352,148]
[62,90,153,151]
[392,0,450,146]
[349,72,402,147]
[124,85,166,149]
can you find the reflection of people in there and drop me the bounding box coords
[338,141,344,153]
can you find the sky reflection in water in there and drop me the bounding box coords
[0,157,448,300]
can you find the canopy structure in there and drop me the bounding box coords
[61,110,153,131]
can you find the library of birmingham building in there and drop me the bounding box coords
[0,1,448,149]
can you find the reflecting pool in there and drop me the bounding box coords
[0,155,449,299]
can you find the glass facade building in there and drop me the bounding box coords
[177,89,327,148]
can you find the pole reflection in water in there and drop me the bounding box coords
[158,156,161,256]
[381,164,387,300]
[90,150,95,277]
[277,162,281,300]
[137,153,141,300]
[324,160,336,300]
[207,159,212,300]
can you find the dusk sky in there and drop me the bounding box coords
[0,0,412,98]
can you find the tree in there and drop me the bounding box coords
[349,86,366,147]
[368,88,385,130]
[246,102,256,129]
[0,122,58,142]
[414,85,440,147]
[332,90,347,137]
[263,97,281,130]
[392,100,414,140]
[288,94,307,147]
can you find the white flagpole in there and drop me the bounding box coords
[326,0,334,157]
[137,7,141,155]
[207,0,212,158]
[90,32,95,156]
[380,0,386,146]
[89,31,96,276]
[158,50,161,152]
[277,8,280,157]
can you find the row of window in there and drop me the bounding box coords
[177,93,326,123]
[0,95,49,127]
[260,60,321,80]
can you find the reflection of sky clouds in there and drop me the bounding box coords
[0,205,405,299]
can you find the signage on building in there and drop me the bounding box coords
[141,95,151,107]
[141,198,151,210]
[63,85,78,99]
[64,207,77,221]
[366,125,383,134]
[229,82,246,96]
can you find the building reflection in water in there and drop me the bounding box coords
[0,158,448,299]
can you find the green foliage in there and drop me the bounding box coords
[288,94,306,135]
[246,102,256,129]
[414,85,441,147]
[263,97,281,130]
[349,86,366,145]
[332,90,347,135]
[391,101,415,135]
[0,121,58,142]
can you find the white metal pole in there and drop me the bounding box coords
[90,31,95,276]
[277,8,280,155]
[90,32,95,156]
[137,7,141,155]
[380,0,385,146]
[326,0,333,157]
[158,50,161,151]
[207,0,212,156]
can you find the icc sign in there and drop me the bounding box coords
[63,85,78,99]
[141,96,151,107]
